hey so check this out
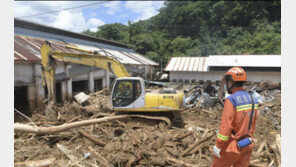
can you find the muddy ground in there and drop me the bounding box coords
[14,87,281,167]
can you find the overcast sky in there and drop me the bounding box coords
[14,1,165,33]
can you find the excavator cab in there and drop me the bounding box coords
[111,77,145,109]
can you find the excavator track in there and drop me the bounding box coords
[116,111,184,128]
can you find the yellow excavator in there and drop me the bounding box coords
[41,41,184,118]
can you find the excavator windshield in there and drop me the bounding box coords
[112,80,142,107]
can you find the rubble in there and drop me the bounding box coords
[14,84,281,167]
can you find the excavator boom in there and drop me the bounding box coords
[41,41,130,104]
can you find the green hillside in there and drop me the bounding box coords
[83,1,281,67]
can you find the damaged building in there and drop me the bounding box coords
[14,19,158,115]
[164,55,281,84]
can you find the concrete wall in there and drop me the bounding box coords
[169,71,281,83]
[14,61,70,113]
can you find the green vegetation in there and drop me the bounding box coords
[83,1,281,67]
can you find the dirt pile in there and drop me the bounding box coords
[14,88,281,167]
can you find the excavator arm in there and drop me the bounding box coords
[41,41,130,104]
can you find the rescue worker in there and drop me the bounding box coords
[211,67,258,167]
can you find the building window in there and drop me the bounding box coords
[178,79,183,83]
[14,86,29,121]
[94,79,103,92]
[206,80,212,85]
[72,80,89,94]
[55,82,62,104]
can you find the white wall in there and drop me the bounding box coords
[14,64,34,85]
[170,71,281,83]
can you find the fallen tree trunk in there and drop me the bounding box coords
[14,158,55,167]
[14,115,128,135]
[14,115,171,135]
[79,130,106,146]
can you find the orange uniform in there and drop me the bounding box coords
[211,87,258,167]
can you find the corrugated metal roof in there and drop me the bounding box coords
[164,57,208,72]
[14,35,158,66]
[15,18,132,49]
[164,55,281,72]
[208,55,281,67]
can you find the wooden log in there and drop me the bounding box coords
[188,141,209,155]
[35,121,58,126]
[14,115,129,135]
[164,147,179,157]
[88,146,113,167]
[14,115,171,135]
[250,159,260,164]
[175,131,193,141]
[275,134,281,155]
[67,115,82,123]
[179,132,215,157]
[95,88,109,95]
[35,114,46,119]
[201,129,209,138]
[14,158,55,167]
[188,129,209,155]
[250,163,269,167]
[255,140,267,155]
[269,159,275,166]
[79,130,106,147]
[202,109,217,115]
[269,143,281,167]
[165,157,198,167]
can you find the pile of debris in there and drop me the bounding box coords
[14,84,281,167]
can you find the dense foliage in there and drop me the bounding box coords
[83,1,281,67]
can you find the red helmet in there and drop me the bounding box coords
[225,67,247,82]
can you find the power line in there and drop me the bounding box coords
[17,1,109,19]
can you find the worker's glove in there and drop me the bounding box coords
[213,145,221,158]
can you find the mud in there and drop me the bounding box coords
[14,88,281,166]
